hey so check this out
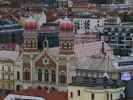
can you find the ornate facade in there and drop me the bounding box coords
[16,16,113,91]
[17,16,75,91]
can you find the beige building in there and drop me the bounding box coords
[0,51,22,90]
[68,77,125,100]
[68,85,125,100]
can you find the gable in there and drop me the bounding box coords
[34,51,56,69]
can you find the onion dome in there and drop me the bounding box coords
[24,16,37,31]
[59,16,75,32]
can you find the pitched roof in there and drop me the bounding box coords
[0,50,19,61]
[10,88,68,100]
[48,41,113,58]
[0,96,4,100]
[74,41,112,58]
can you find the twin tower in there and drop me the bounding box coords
[23,16,75,55]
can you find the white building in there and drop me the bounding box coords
[126,0,133,5]
[73,14,105,34]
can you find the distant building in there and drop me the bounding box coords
[104,16,121,25]
[15,16,113,91]
[100,24,133,56]
[73,13,105,34]
[0,24,23,50]
[0,51,22,91]
[126,0,133,5]
[41,0,57,8]
[56,0,68,8]
[71,0,113,4]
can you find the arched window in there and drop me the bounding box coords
[17,71,20,80]
[107,93,109,100]
[38,69,42,81]
[91,93,95,100]
[45,69,49,82]
[77,90,80,96]
[110,94,113,100]
[51,70,56,83]
[59,72,66,84]
[70,92,73,98]
[31,40,36,48]
[43,39,49,49]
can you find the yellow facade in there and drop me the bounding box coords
[0,61,15,90]
[68,85,125,100]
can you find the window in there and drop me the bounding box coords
[33,40,36,48]
[16,85,20,91]
[38,69,42,81]
[17,71,20,80]
[91,93,95,100]
[30,40,36,48]
[59,72,66,84]
[25,40,28,48]
[107,93,109,100]
[70,92,73,98]
[51,70,56,83]
[74,20,80,30]
[63,41,72,49]
[45,69,49,82]
[110,94,113,100]
[23,71,30,81]
[30,40,33,48]
[77,90,80,96]
[2,71,4,80]
[43,40,48,48]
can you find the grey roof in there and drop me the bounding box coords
[70,76,125,88]
[70,56,118,72]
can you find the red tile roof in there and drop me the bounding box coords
[11,88,68,100]
[6,43,16,49]
[0,96,4,100]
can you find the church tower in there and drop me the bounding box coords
[59,16,75,55]
[23,16,38,52]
